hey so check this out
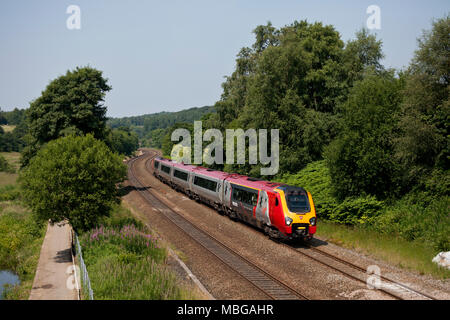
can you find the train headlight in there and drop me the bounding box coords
[309,217,316,226]
[285,216,293,226]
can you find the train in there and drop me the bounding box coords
[151,156,317,241]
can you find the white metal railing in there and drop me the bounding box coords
[74,233,94,300]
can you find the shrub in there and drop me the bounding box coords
[329,195,384,225]
[371,195,450,251]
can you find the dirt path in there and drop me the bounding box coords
[29,221,78,300]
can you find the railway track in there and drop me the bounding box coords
[280,242,437,300]
[128,151,309,300]
[137,149,438,300]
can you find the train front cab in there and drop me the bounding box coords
[273,186,317,241]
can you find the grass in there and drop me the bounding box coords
[78,203,199,300]
[0,172,18,187]
[0,152,21,187]
[0,152,46,299]
[0,125,16,133]
[316,220,450,279]
[0,199,46,299]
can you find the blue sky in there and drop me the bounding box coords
[0,1,448,118]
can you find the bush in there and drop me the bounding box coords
[371,195,450,251]
[278,161,383,225]
[0,185,21,201]
[0,208,45,274]
[0,154,14,173]
[329,195,384,225]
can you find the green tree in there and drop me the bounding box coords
[2,108,27,125]
[394,15,449,189]
[342,28,385,86]
[0,108,7,125]
[22,66,111,166]
[205,20,384,176]
[19,134,126,232]
[325,70,405,199]
[105,127,139,156]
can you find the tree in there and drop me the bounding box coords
[394,15,449,189]
[0,108,7,125]
[105,127,139,156]
[22,66,111,166]
[325,70,405,199]
[19,134,126,231]
[342,28,385,86]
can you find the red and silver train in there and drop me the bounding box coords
[152,157,317,241]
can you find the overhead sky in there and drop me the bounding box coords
[0,1,448,117]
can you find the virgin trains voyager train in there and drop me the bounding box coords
[152,157,317,241]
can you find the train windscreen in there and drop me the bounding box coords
[282,187,310,213]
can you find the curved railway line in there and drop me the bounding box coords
[128,151,309,300]
[135,149,438,300]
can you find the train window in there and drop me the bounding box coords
[275,198,279,206]
[285,189,310,213]
[161,165,171,174]
[174,169,188,181]
[194,176,217,192]
[154,161,160,169]
[231,186,258,206]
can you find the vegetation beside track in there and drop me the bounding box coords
[0,153,46,299]
[277,160,450,279]
[78,202,199,300]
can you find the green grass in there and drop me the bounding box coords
[0,200,46,299]
[316,220,450,279]
[78,203,198,300]
[0,172,18,187]
[0,154,46,299]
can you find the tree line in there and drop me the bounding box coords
[164,17,448,201]
[108,105,215,149]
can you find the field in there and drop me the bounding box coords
[0,125,16,133]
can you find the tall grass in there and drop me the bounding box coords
[79,206,189,299]
[0,201,46,299]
